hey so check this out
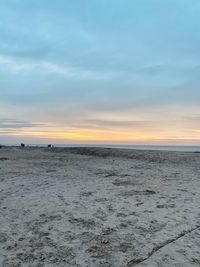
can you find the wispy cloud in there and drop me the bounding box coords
[70,119,156,131]
[0,118,41,129]
[0,55,115,80]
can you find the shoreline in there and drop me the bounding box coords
[1,144,200,153]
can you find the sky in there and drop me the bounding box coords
[1,0,200,145]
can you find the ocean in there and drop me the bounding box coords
[6,144,200,152]
[54,144,200,152]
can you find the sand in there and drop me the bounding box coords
[0,146,200,267]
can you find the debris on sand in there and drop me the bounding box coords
[0,157,9,161]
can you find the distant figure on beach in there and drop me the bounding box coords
[48,144,52,148]
[21,143,25,148]
[0,145,2,149]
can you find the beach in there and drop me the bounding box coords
[0,146,200,266]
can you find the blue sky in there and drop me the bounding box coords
[1,0,200,144]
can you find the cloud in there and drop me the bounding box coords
[0,55,115,80]
[80,119,155,129]
[0,118,41,129]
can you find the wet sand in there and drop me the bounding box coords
[0,146,200,266]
